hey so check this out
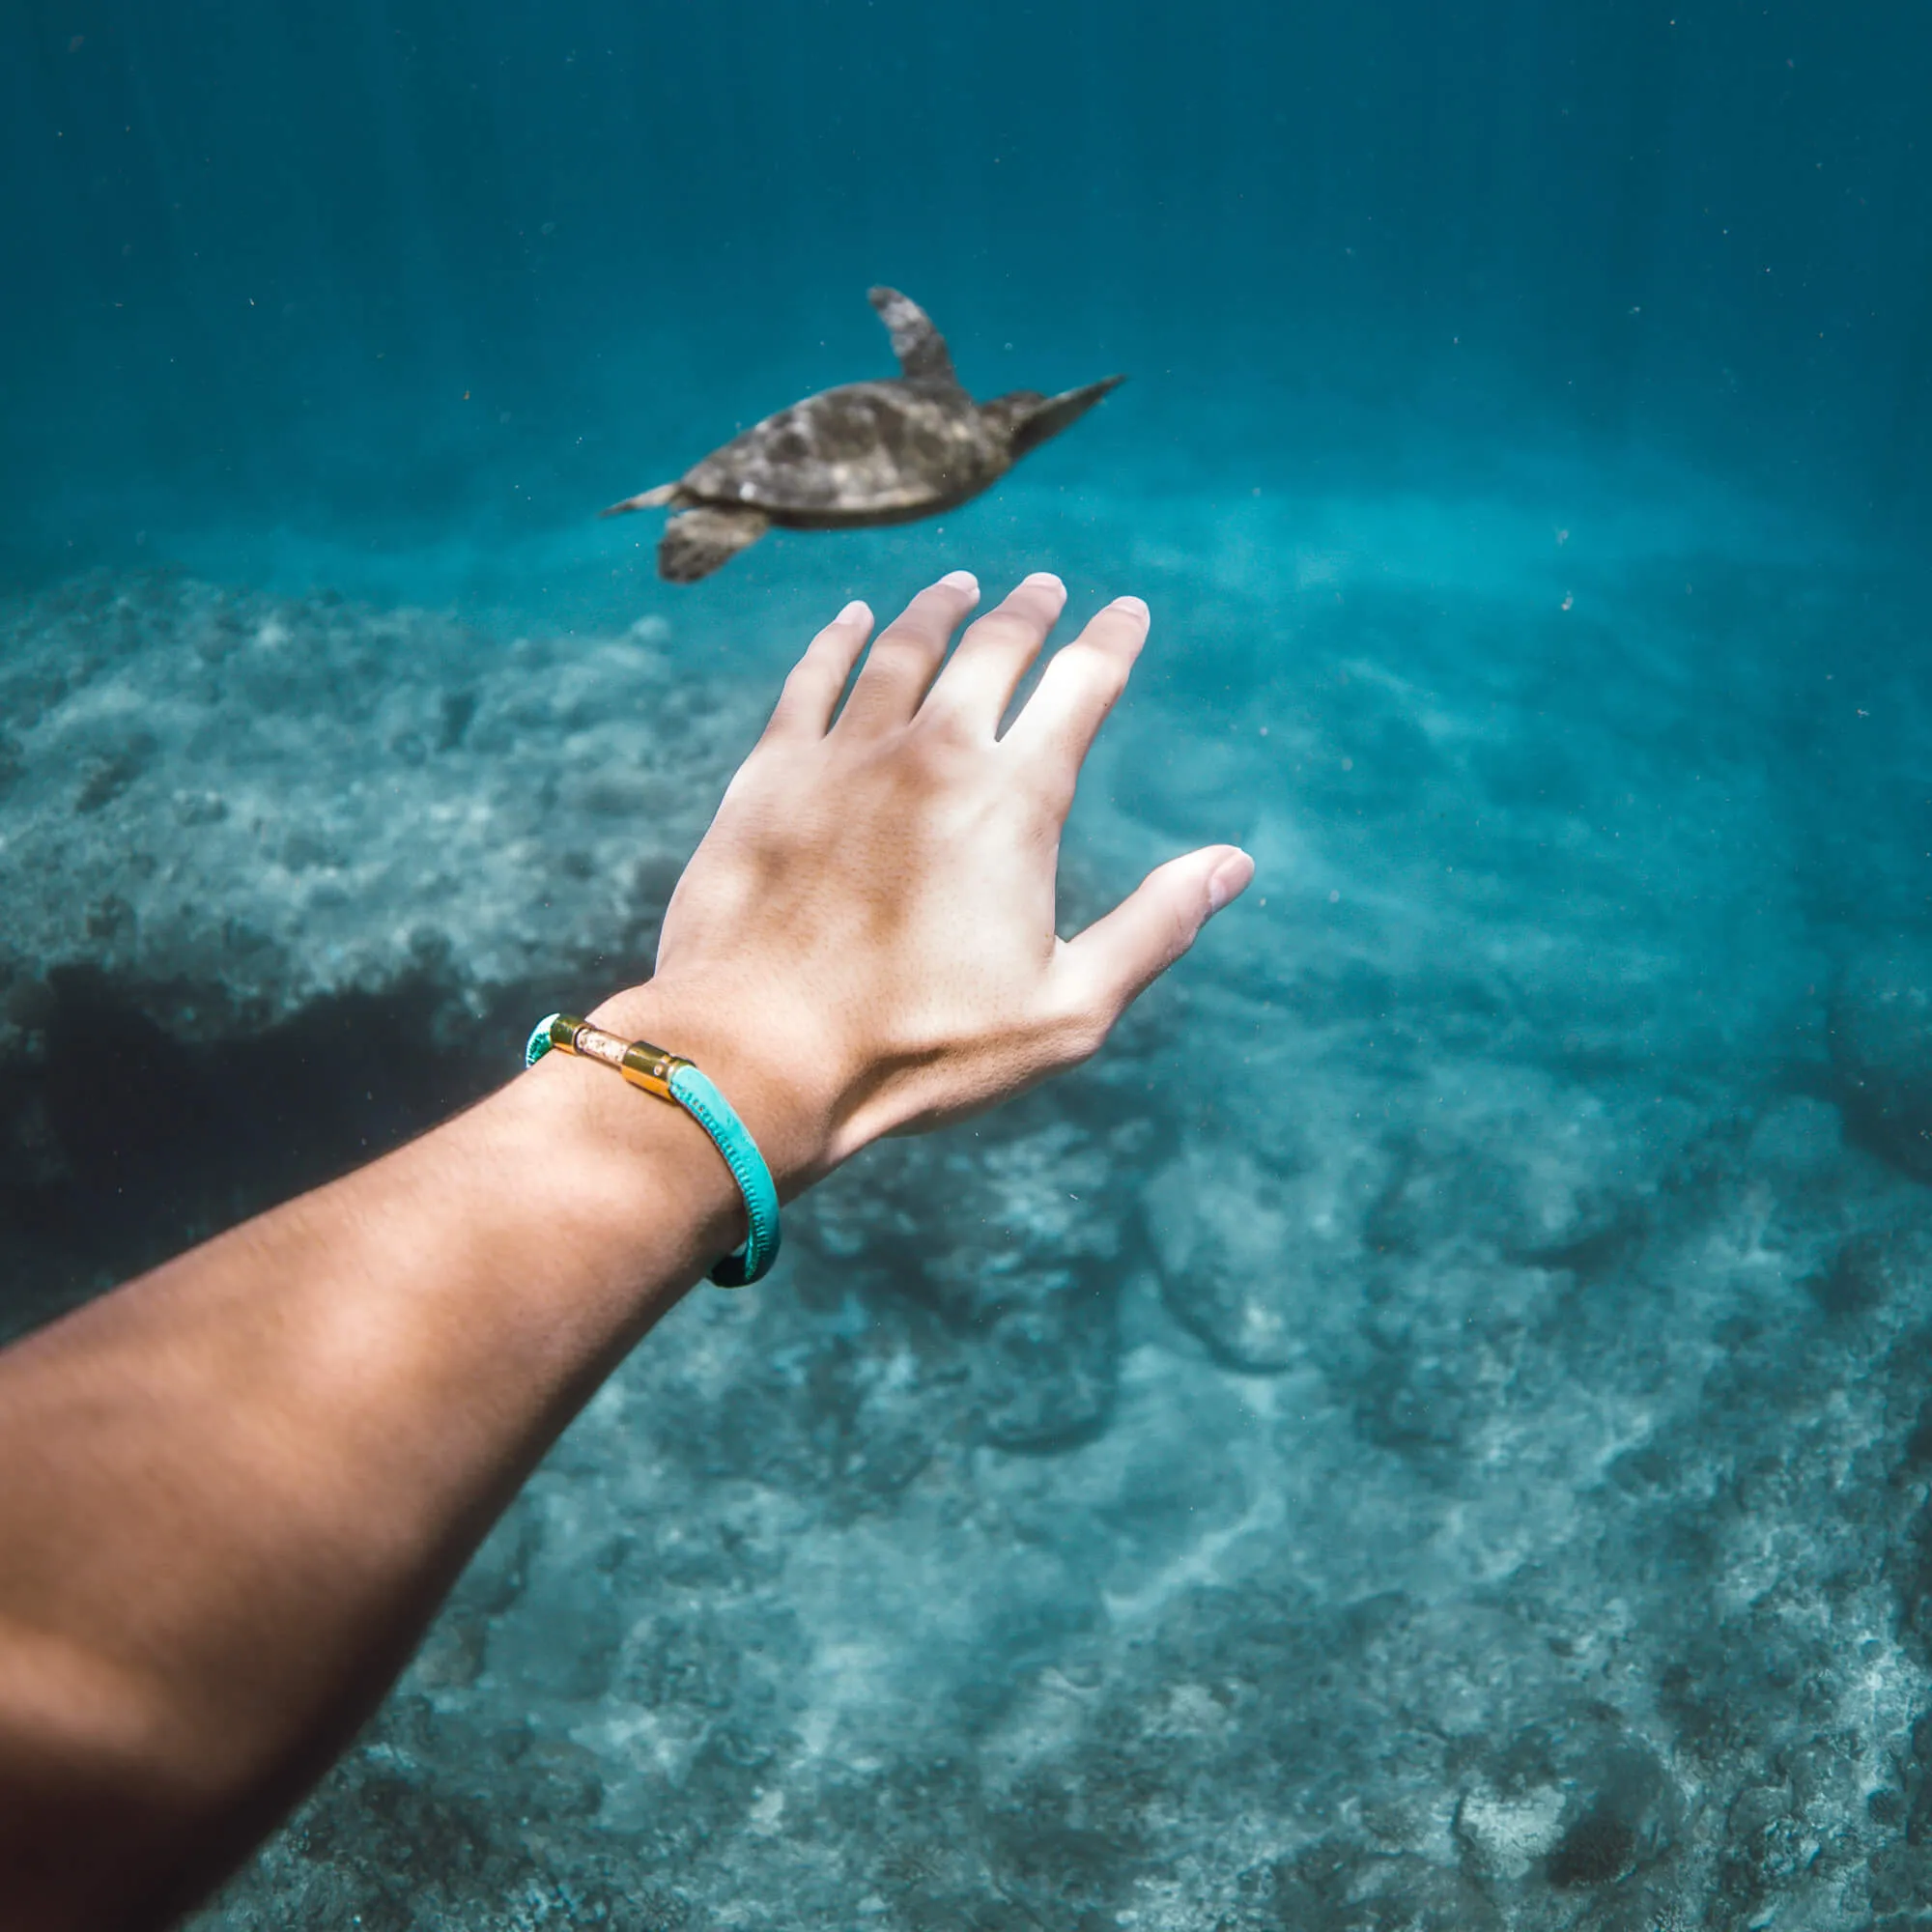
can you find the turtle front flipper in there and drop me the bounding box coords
[1006,375,1126,461]
[867,287,962,391]
[659,505,772,582]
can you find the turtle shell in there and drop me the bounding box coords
[678,381,1006,526]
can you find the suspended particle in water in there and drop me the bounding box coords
[1561,593,1574,611]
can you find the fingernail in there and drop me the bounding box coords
[938,569,980,596]
[1207,849,1255,915]
[836,599,870,624]
[1022,571,1065,593]
[1111,594,1151,619]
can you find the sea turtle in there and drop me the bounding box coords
[603,287,1124,582]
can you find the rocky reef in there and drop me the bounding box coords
[0,570,758,1335]
[4,539,1932,1930]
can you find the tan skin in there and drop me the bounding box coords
[0,569,1253,1930]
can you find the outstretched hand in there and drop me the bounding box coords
[597,569,1253,1187]
[0,565,1250,1932]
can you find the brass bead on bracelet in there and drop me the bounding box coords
[542,1014,695,1101]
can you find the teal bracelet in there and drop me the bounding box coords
[524,1012,781,1288]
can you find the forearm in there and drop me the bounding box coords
[0,991,750,1925]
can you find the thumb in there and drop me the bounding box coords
[1061,844,1254,1019]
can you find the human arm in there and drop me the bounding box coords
[0,570,1252,1928]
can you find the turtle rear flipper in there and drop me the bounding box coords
[1008,375,1126,460]
[601,482,682,519]
[659,506,771,582]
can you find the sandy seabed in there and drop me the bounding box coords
[6,465,1932,1928]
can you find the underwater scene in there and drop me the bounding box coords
[7,1,1932,1925]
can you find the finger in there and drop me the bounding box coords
[763,600,874,739]
[1002,595,1150,781]
[920,572,1066,738]
[761,595,877,738]
[1058,845,1254,1024]
[835,570,980,735]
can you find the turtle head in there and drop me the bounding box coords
[983,375,1126,462]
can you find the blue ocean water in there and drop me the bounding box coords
[6,3,1932,1925]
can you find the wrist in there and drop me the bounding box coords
[494,1028,744,1276]
[584,981,838,1200]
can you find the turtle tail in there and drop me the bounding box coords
[600,483,682,519]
